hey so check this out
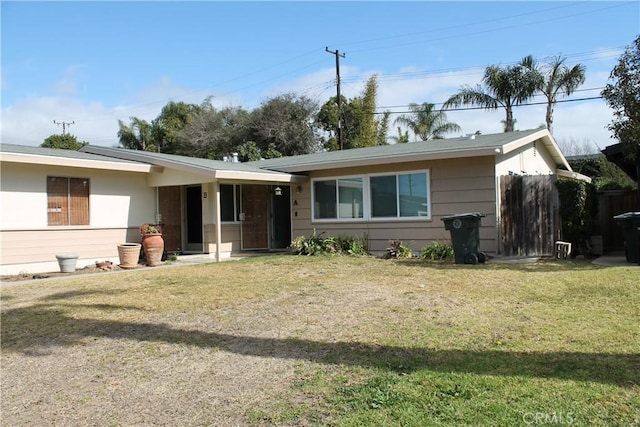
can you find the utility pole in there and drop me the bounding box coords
[326,47,345,150]
[53,120,75,135]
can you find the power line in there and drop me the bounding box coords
[53,120,74,135]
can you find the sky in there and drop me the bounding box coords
[1,1,639,152]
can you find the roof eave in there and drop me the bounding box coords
[0,152,153,173]
[262,147,501,173]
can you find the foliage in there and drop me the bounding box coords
[444,55,542,132]
[139,223,162,234]
[538,55,586,134]
[555,178,597,255]
[394,102,461,141]
[118,117,161,152]
[248,93,321,156]
[420,241,454,261]
[290,231,369,256]
[41,134,87,150]
[384,239,413,259]
[601,35,640,159]
[567,154,635,191]
[317,75,390,150]
[155,101,202,154]
[390,126,410,144]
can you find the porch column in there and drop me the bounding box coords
[215,181,222,262]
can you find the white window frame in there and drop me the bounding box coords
[311,174,366,223]
[311,169,431,223]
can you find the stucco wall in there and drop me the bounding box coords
[291,156,498,255]
[0,161,156,273]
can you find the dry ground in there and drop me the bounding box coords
[1,255,638,426]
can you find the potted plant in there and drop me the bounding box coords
[140,223,164,266]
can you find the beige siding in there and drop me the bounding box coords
[0,227,138,265]
[203,223,241,255]
[291,157,498,255]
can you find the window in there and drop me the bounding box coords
[220,184,240,222]
[313,177,363,220]
[371,172,429,218]
[47,177,90,226]
[311,170,430,222]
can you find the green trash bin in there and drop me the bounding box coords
[441,212,486,264]
[613,212,640,264]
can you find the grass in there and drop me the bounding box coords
[1,255,639,426]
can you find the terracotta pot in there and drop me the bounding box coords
[142,233,164,266]
[118,243,141,269]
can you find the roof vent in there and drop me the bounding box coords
[232,152,239,163]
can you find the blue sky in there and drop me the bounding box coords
[2,1,639,150]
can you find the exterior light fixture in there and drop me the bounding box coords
[296,185,302,194]
[274,186,283,196]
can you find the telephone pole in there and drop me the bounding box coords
[53,120,74,135]
[326,47,345,150]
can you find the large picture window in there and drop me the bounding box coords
[47,177,90,226]
[312,171,429,222]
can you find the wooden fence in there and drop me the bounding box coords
[500,175,559,257]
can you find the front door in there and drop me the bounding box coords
[241,184,269,249]
[158,186,182,253]
[184,185,203,252]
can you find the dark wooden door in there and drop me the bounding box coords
[158,186,182,252]
[241,184,269,249]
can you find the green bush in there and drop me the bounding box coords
[290,231,369,256]
[556,178,597,256]
[420,241,454,261]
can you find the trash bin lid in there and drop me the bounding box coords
[613,211,640,220]
[441,212,486,221]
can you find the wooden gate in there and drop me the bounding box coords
[500,175,559,257]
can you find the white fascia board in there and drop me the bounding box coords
[267,148,499,173]
[0,152,154,173]
[557,169,592,183]
[214,170,306,182]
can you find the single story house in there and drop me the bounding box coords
[0,128,587,275]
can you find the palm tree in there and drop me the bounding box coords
[394,102,461,141]
[117,117,162,151]
[539,56,586,134]
[444,55,542,132]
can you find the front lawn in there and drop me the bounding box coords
[1,256,638,426]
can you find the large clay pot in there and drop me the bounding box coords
[118,243,141,269]
[142,233,164,266]
[56,253,79,272]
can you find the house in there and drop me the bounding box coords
[0,128,586,275]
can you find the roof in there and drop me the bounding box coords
[0,143,153,172]
[251,128,572,173]
[80,145,302,183]
[602,142,638,181]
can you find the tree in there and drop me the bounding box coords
[155,101,202,154]
[117,117,160,151]
[249,93,321,156]
[41,134,87,150]
[601,35,640,158]
[394,102,461,141]
[317,75,389,150]
[601,35,640,201]
[539,56,586,134]
[444,55,542,132]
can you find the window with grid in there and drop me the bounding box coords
[47,177,90,225]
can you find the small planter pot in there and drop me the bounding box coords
[56,253,79,273]
[118,243,141,269]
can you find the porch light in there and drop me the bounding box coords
[274,186,283,196]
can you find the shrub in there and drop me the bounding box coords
[290,231,369,256]
[385,239,413,258]
[421,241,454,261]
